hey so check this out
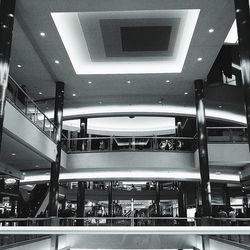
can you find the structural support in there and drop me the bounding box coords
[0,0,16,151]
[178,182,187,218]
[48,82,64,220]
[77,117,87,150]
[224,184,231,208]
[155,181,161,216]
[194,79,212,217]
[243,195,248,214]
[234,0,250,150]
[178,182,187,226]
[50,235,59,250]
[76,181,85,226]
[108,181,113,217]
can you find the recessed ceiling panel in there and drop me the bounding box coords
[98,18,179,60]
[121,26,171,52]
[51,10,200,74]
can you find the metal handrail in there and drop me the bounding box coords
[207,126,247,129]
[1,216,250,222]
[63,136,196,141]
[8,76,57,129]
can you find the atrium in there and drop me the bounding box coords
[0,0,250,249]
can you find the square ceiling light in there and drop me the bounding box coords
[120,26,172,52]
[51,10,200,74]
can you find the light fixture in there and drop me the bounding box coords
[54,60,60,64]
[51,10,200,74]
[35,165,39,168]
[165,80,170,83]
[127,80,131,84]
[11,153,16,156]
[40,32,46,37]
[99,101,102,104]
[184,92,188,95]
[5,178,17,184]
[72,93,76,97]
[17,64,22,68]
[218,105,222,108]
[8,13,14,18]
[88,81,92,84]
[197,57,203,61]
[20,170,240,184]
[208,28,214,33]
[39,92,43,95]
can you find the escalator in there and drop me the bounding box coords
[18,184,49,217]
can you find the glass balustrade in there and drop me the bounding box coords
[6,76,57,141]
[62,136,196,153]
[207,127,248,142]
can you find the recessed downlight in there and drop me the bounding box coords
[218,105,222,108]
[72,93,76,97]
[17,64,22,68]
[40,32,46,37]
[88,81,92,84]
[99,101,103,104]
[11,153,16,156]
[197,57,203,61]
[165,80,170,83]
[208,28,214,33]
[35,165,39,168]
[127,80,131,84]
[39,92,43,95]
[184,92,188,95]
[54,60,60,64]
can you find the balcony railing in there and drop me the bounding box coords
[6,76,57,141]
[207,126,248,143]
[1,217,250,227]
[62,136,197,153]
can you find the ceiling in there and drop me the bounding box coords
[8,0,241,119]
[0,133,51,172]
[4,0,248,177]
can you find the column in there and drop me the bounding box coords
[77,117,87,151]
[224,184,231,208]
[155,181,161,216]
[243,196,248,215]
[178,182,187,225]
[50,235,59,250]
[0,0,16,151]
[202,236,210,250]
[194,79,212,217]
[48,82,64,221]
[108,181,113,217]
[234,0,250,149]
[76,181,85,226]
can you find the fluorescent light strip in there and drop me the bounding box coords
[51,10,200,74]
[20,170,240,184]
[43,105,246,125]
